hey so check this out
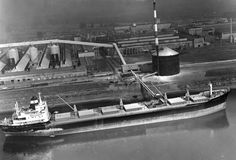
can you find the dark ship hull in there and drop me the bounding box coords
[1,122,49,132]
[1,89,230,137]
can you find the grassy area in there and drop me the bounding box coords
[94,59,113,72]
[124,54,152,64]
[205,68,236,77]
[180,42,236,63]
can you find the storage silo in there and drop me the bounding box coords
[59,44,66,64]
[158,47,180,76]
[152,52,158,72]
[50,44,60,68]
[28,46,39,64]
[7,48,19,68]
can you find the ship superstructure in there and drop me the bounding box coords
[1,93,50,132]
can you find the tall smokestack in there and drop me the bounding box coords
[153,0,159,73]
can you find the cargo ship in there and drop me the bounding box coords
[0,82,230,137]
[3,110,229,154]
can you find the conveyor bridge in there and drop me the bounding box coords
[112,43,161,98]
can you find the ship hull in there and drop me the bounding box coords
[4,101,226,137]
[1,122,48,132]
[2,90,229,137]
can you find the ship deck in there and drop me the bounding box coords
[48,89,227,128]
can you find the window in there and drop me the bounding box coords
[14,117,26,120]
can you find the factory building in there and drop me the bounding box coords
[118,34,192,56]
[0,67,87,86]
[130,23,171,33]
[221,33,236,43]
[0,39,120,87]
[213,18,236,43]
[202,28,215,36]
[114,26,131,34]
[202,28,215,42]
[114,21,170,35]
[187,27,203,36]
[193,37,205,48]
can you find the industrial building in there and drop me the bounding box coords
[117,33,192,56]
[0,40,123,85]
[216,18,236,43]
[114,22,171,39]
[193,37,205,48]
[187,27,203,36]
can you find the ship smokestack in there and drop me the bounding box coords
[153,0,159,73]
[15,101,20,116]
[38,92,42,104]
[209,82,213,97]
[120,98,124,109]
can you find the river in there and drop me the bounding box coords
[0,89,236,160]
